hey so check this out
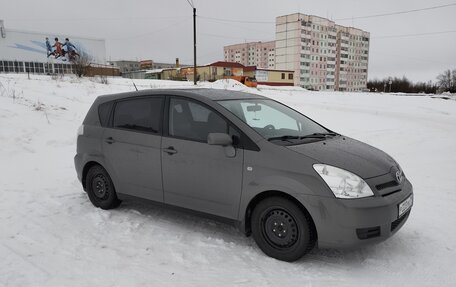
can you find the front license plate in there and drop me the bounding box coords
[398,194,413,218]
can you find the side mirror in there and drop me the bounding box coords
[207,133,232,146]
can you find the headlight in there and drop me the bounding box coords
[313,164,374,199]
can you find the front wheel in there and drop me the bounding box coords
[85,165,121,210]
[251,197,315,261]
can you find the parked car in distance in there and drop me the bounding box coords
[74,89,413,261]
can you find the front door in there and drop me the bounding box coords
[102,96,164,202]
[161,97,244,219]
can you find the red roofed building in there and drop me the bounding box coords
[180,61,293,86]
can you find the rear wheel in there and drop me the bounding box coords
[251,196,315,262]
[85,165,121,209]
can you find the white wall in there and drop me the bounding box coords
[0,28,106,64]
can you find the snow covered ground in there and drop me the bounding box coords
[1,74,455,287]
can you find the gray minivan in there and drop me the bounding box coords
[75,89,413,261]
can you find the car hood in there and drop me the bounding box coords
[286,136,397,179]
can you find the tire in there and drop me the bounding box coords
[85,165,121,210]
[251,196,315,262]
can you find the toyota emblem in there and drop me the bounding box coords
[395,170,403,183]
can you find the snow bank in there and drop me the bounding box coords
[258,85,308,92]
[1,74,456,287]
[205,79,252,92]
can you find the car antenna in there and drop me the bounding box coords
[132,81,138,91]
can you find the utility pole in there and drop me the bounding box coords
[193,7,197,85]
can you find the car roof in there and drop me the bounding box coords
[96,88,266,102]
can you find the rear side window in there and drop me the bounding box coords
[113,97,163,133]
[98,101,114,127]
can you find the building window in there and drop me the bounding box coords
[281,73,285,80]
[288,73,293,80]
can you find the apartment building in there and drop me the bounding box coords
[275,13,370,91]
[223,41,276,69]
[335,25,370,92]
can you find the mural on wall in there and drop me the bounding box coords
[0,20,105,64]
[45,37,80,61]
[7,36,95,63]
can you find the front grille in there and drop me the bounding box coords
[391,211,410,232]
[376,180,399,190]
[356,226,381,240]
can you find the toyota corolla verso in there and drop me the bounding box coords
[74,89,413,261]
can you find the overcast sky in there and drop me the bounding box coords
[1,0,455,82]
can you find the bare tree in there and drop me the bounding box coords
[452,69,456,91]
[437,69,456,93]
[71,52,92,77]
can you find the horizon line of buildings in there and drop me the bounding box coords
[224,13,370,91]
[1,13,369,91]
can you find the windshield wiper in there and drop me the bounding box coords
[268,134,326,141]
[267,135,301,142]
[268,132,338,142]
[309,132,339,137]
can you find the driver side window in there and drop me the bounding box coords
[169,98,228,142]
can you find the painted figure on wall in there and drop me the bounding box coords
[63,38,80,61]
[53,37,63,59]
[45,37,55,58]
[45,36,81,61]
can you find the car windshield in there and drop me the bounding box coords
[218,99,332,143]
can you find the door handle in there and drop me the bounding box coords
[163,146,177,155]
[105,137,115,144]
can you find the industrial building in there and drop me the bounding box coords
[112,58,191,78]
[0,20,117,76]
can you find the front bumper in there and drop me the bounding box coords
[298,178,413,249]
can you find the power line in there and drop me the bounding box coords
[336,3,456,21]
[185,0,194,8]
[198,16,274,24]
[372,52,449,66]
[198,2,456,24]
[180,50,222,63]
[197,17,273,36]
[6,15,188,23]
[6,2,455,24]
[199,32,265,42]
[108,19,190,40]
[373,30,456,39]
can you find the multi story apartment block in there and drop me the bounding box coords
[335,25,370,92]
[275,13,370,91]
[224,41,275,69]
